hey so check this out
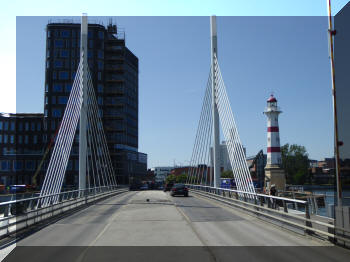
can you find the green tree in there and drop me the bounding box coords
[175,173,187,183]
[221,170,234,178]
[165,174,176,184]
[281,143,309,185]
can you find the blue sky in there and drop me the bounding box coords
[3,1,350,168]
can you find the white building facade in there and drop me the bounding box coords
[151,166,173,182]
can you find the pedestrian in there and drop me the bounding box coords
[270,184,277,209]
[270,185,276,196]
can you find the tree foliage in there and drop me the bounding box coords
[165,173,187,184]
[221,170,234,178]
[281,143,309,185]
[165,174,176,184]
[175,173,187,183]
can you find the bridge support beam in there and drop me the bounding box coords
[210,15,221,188]
[79,14,88,192]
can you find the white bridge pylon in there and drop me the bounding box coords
[39,14,116,204]
[186,16,256,194]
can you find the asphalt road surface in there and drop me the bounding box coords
[2,190,350,262]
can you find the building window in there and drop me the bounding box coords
[98,97,103,105]
[0,160,10,171]
[45,96,48,104]
[88,31,93,39]
[52,109,62,118]
[31,122,35,131]
[25,160,35,171]
[98,31,104,39]
[45,109,48,117]
[72,39,76,48]
[59,71,69,80]
[19,123,23,131]
[51,121,56,130]
[53,84,63,92]
[46,61,50,69]
[97,84,103,93]
[25,122,29,131]
[43,135,47,143]
[18,135,22,144]
[54,60,64,68]
[58,96,68,104]
[45,84,49,92]
[0,134,2,143]
[65,84,72,92]
[4,122,8,130]
[47,30,51,38]
[10,122,15,131]
[37,122,41,131]
[89,40,93,48]
[54,39,64,48]
[98,61,103,70]
[52,96,56,104]
[88,50,92,58]
[0,121,2,130]
[98,72,102,81]
[60,50,69,58]
[61,30,70,38]
[98,50,104,59]
[24,135,29,144]
[33,135,38,144]
[53,71,57,80]
[13,161,23,171]
[10,135,14,144]
[71,71,76,80]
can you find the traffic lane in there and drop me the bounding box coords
[91,190,204,246]
[170,192,329,246]
[17,191,136,246]
[170,193,350,261]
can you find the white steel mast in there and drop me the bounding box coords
[79,14,88,192]
[210,16,221,188]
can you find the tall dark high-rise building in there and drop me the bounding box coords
[0,20,147,187]
[44,21,146,185]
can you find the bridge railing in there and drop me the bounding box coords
[187,184,350,246]
[0,185,127,239]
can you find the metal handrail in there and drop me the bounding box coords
[187,184,350,244]
[186,184,307,204]
[0,185,117,206]
[0,185,127,239]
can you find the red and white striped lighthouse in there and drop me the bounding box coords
[264,94,282,167]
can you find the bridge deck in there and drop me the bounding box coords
[3,190,350,261]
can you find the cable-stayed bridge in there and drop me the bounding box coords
[0,15,349,261]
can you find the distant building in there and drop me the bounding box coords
[210,141,246,172]
[309,159,318,168]
[171,166,190,176]
[152,166,172,182]
[246,150,267,189]
[318,158,335,170]
[0,19,147,187]
[0,113,45,185]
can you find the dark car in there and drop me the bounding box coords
[170,184,188,197]
[163,182,174,192]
